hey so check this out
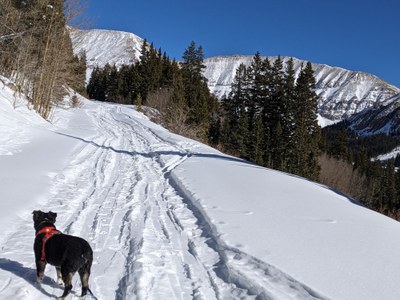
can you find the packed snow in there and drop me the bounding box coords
[2,78,400,300]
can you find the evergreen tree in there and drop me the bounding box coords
[219,54,321,180]
[249,113,265,165]
[181,41,216,134]
[283,58,297,172]
[236,103,250,158]
[268,56,286,169]
[383,160,396,211]
[87,66,107,101]
[331,129,352,160]
[293,62,321,180]
[247,52,266,125]
[395,168,400,210]
[221,64,248,153]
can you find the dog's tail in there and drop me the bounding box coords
[81,245,93,268]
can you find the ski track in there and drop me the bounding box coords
[0,103,326,300]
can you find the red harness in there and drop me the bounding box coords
[36,226,61,262]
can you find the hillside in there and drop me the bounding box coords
[2,77,400,299]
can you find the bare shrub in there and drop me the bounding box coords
[145,87,202,140]
[71,94,83,108]
[319,153,368,202]
[146,88,171,113]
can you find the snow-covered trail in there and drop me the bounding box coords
[0,102,324,299]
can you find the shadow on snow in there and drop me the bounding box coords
[0,258,59,298]
[56,131,363,207]
[55,131,256,166]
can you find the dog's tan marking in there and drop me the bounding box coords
[56,267,63,285]
[36,260,46,283]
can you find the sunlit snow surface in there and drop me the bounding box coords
[1,79,400,299]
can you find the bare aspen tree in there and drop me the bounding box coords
[0,0,87,118]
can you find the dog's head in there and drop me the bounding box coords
[32,210,57,230]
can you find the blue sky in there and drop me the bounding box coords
[82,0,399,87]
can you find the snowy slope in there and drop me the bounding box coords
[70,28,400,122]
[2,78,400,299]
[69,28,143,81]
[347,92,400,135]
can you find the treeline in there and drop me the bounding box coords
[0,0,86,118]
[87,40,219,139]
[321,123,400,219]
[217,54,321,180]
[87,50,321,180]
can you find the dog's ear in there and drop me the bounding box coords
[49,211,57,223]
[32,210,41,222]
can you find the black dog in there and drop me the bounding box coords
[33,210,93,299]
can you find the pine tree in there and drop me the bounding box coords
[236,103,250,158]
[268,56,287,169]
[283,58,297,172]
[383,160,396,211]
[247,52,266,124]
[221,64,248,154]
[249,113,265,165]
[293,62,321,180]
[181,41,215,134]
[395,168,400,210]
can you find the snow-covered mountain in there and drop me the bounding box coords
[346,92,400,135]
[204,55,400,120]
[70,28,143,81]
[2,76,400,299]
[70,28,400,122]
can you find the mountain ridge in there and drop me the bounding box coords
[203,55,399,121]
[70,28,400,122]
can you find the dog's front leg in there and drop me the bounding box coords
[36,260,46,284]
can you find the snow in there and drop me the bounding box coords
[2,78,400,300]
[376,146,400,161]
[317,114,338,127]
[69,28,143,82]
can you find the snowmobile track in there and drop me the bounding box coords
[0,103,327,300]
